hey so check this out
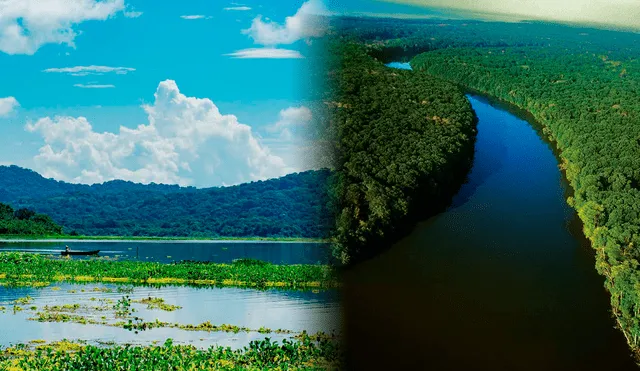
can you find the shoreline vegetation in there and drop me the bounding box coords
[0,253,339,290]
[0,336,343,370]
[0,203,64,236]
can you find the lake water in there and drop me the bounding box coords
[0,241,332,265]
[0,283,341,349]
[0,242,339,348]
[343,64,638,371]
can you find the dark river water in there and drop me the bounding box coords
[0,241,331,264]
[344,69,638,370]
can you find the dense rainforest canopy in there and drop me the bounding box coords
[333,15,640,357]
[321,36,476,264]
[0,166,332,239]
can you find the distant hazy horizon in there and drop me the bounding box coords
[376,0,640,30]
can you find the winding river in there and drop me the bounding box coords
[344,63,638,370]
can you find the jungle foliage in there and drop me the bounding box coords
[0,166,332,239]
[335,15,640,356]
[322,37,476,264]
[411,45,640,351]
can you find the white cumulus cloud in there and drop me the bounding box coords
[0,97,19,117]
[261,105,332,172]
[0,0,127,55]
[267,106,313,140]
[25,80,290,187]
[242,0,329,46]
[225,48,304,59]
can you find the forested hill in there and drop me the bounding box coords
[0,166,331,238]
[0,166,187,202]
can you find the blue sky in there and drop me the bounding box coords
[0,0,519,189]
[0,0,324,187]
[2,1,635,189]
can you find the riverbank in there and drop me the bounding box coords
[343,58,637,369]
[0,253,339,290]
[0,235,329,243]
[410,50,640,362]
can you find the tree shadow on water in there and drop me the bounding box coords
[448,131,508,211]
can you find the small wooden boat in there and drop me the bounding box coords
[61,249,100,256]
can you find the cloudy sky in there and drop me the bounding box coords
[3,1,634,189]
[0,0,326,187]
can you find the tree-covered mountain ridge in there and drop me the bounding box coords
[0,165,193,201]
[0,165,332,238]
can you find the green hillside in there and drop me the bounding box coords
[0,166,332,239]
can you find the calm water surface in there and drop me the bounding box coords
[0,283,340,348]
[343,67,638,370]
[0,242,337,347]
[0,241,331,264]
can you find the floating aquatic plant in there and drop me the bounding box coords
[0,336,344,370]
[131,296,182,311]
[0,252,339,290]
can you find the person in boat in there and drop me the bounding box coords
[65,245,70,253]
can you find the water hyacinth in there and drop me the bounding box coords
[0,336,343,370]
[0,254,343,369]
[0,253,339,290]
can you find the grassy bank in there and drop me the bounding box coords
[0,253,339,290]
[0,335,343,370]
[0,235,329,243]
